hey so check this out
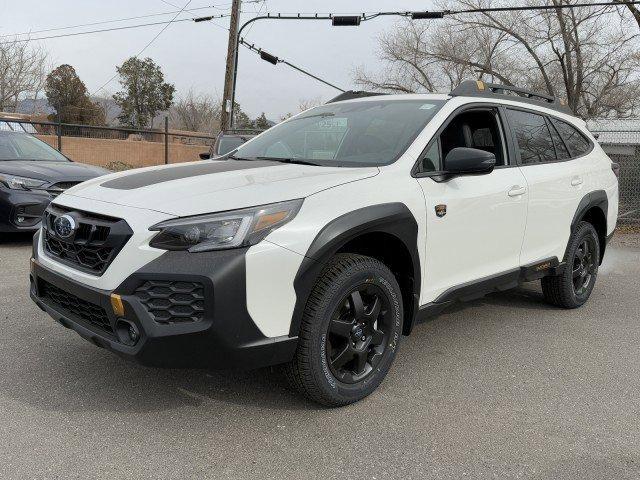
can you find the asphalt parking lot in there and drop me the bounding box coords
[1,233,639,479]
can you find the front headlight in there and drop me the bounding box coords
[0,174,47,190]
[149,199,303,252]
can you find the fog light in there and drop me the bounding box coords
[16,216,25,223]
[115,319,140,346]
[128,324,139,343]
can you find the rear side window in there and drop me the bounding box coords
[547,119,571,160]
[549,118,592,158]
[506,109,556,165]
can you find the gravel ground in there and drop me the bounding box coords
[1,232,639,479]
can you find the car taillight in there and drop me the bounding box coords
[611,162,620,178]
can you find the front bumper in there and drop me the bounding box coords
[0,187,51,232]
[30,233,298,369]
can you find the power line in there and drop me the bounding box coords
[243,0,267,38]
[0,1,265,39]
[0,5,233,39]
[91,0,194,96]
[5,1,637,44]
[239,39,345,92]
[0,14,230,44]
[447,0,640,15]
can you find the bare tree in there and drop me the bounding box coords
[169,89,221,132]
[616,0,640,28]
[356,0,640,118]
[0,38,48,112]
[298,96,323,112]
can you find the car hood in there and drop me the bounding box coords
[62,159,379,216]
[0,160,109,183]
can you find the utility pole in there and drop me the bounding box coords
[221,0,241,131]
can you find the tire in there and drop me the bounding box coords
[541,221,600,309]
[285,253,403,407]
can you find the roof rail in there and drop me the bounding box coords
[326,90,387,103]
[450,80,572,114]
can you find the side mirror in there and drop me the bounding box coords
[199,152,211,160]
[444,147,496,175]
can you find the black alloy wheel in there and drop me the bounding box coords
[542,221,600,309]
[285,253,403,407]
[572,237,597,296]
[327,285,391,384]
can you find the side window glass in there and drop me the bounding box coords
[418,141,440,173]
[550,118,592,158]
[506,109,556,165]
[547,119,570,160]
[439,109,505,167]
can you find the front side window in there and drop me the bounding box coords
[0,132,68,162]
[507,109,556,165]
[234,100,445,167]
[416,108,505,173]
[550,118,592,158]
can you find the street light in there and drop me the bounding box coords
[227,11,442,128]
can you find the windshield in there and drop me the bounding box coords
[0,131,68,162]
[217,136,249,156]
[234,99,445,167]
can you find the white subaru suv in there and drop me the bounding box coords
[30,81,618,406]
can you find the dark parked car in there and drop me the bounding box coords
[200,130,260,159]
[0,129,108,232]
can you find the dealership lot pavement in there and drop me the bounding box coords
[1,233,639,479]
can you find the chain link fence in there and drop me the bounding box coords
[0,117,215,171]
[590,128,640,224]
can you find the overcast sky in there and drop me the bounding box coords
[2,0,438,119]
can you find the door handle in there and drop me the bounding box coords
[507,186,527,197]
[571,177,583,187]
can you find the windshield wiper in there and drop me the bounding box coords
[291,112,335,121]
[227,153,256,161]
[255,156,321,166]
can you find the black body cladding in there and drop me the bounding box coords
[290,203,420,337]
[30,242,297,369]
[569,190,608,263]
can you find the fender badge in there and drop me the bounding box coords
[435,204,447,218]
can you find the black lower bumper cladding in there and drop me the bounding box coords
[0,188,51,232]
[30,236,297,369]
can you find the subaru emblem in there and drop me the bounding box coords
[53,214,76,239]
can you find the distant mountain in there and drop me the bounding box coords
[16,98,54,115]
[16,96,121,124]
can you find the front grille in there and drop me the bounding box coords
[134,280,205,324]
[43,206,132,275]
[39,279,113,334]
[46,181,82,196]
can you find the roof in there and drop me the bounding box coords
[327,93,451,103]
[451,80,572,114]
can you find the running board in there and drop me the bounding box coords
[414,257,562,325]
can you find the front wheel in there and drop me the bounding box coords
[542,221,600,308]
[285,254,403,407]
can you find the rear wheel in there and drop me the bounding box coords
[542,221,600,308]
[285,254,403,407]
